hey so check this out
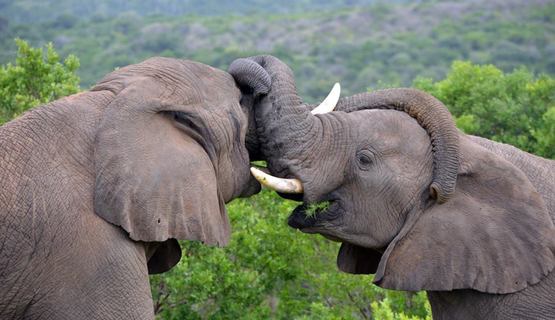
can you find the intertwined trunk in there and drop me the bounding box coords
[230,55,460,203]
[230,56,319,178]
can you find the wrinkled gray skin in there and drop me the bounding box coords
[230,55,555,320]
[0,57,265,319]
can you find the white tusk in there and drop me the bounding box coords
[311,82,341,114]
[250,167,303,194]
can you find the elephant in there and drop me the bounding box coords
[0,57,270,319]
[229,55,555,319]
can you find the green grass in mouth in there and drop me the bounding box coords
[304,201,331,218]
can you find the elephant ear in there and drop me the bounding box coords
[147,239,182,274]
[94,86,230,273]
[337,242,382,275]
[372,136,555,294]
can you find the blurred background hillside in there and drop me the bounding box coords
[1,1,554,319]
[1,0,553,101]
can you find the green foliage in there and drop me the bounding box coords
[151,190,431,319]
[0,0,388,23]
[414,61,555,158]
[1,1,554,100]
[371,297,431,320]
[0,39,79,123]
[533,107,555,157]
[304,201,331,217]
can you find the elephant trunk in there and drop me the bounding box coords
[336,89,459,203]
[228,59,271,161]
[229,55,318,178]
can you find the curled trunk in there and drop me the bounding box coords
[229,56,316,178]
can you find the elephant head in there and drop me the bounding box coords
[92,57,264,273]
[229,55,555,295]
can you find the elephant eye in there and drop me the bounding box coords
[356,150,374,170]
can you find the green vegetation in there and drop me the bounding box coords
[1,1,555,318]
[0,0,392,23]
[371,298,432,320]
[304,201,332,218]
[1,1,553,102]
[0,39,79,124]
[414,61,555,158]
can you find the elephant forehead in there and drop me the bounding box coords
[146,59,240,107]
[350,110,430,148]
[94,57,240,108]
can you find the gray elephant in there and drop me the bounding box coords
[230,55,555,319]
[0,57,271,319]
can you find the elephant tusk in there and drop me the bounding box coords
[311,83,341,114]
[250,167,303,194]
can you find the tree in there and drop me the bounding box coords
[0,39,80,124]
[414,61,555,158]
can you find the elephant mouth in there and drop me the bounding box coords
[287,199,342,231]
[248,166,344,231]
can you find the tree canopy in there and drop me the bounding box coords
[414,61,555,158]
[0,39,79,124]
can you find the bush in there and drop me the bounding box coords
[0,39,80,124]
[414,61,555,158]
